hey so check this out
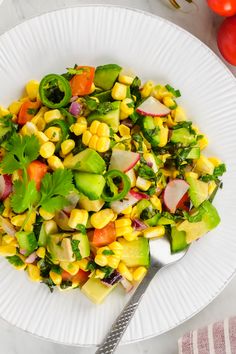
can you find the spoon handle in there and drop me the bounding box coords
[95,266,158,354]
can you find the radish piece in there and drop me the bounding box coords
[163,179,189,213]
[136,96,170,117]
[20,249,27,255]
[129,189,149,200]
[109,150,140,172]
[0,175,12,200]
[111,193,139,214]
[132,219,147,231]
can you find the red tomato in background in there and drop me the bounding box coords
[217,16,236,65]
[207,0,236,16]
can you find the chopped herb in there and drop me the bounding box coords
[146,185,156,196]
[138,164,156,180]
[76,224,86,234]
[183,209,204,223]
[41,278,55,293]
[172,121,196,135]
[127,101,135,108]
[27,108,38,115]
[71,239,82,261]
[100,266,114,277]
[96,102,114,115]
[0,201,4,214]
[130,76,141,103]
[60,108,76,126]
[6,255,24,267]
[165,84,181,98]
[85,96,98,111]
[201,164,226,183]
[130,111,142,124]
[102,250,115,256]
[87,260,96,272]
[51,265,61,274]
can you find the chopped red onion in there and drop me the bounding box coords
[25,252,37,264]
[146,161,153,168]
[132,219,147,231]
[0,216,16,236]
[121,118,133,128]
[101,270,122,287]
[70,95,78,102]
[69,101,82,116]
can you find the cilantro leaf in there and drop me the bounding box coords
[71,239,82,261]
[11,179,39,213]
[7,255,24,267]
[165,84,181,98]
[0,134,40,174]
[76,224,86,234]
[96,102,114,115]
[39,169,74,213]
[102,250,114,255]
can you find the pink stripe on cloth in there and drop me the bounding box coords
[213,320,226,354]
[179,316,236,354]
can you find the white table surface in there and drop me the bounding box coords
[0,1,236,353]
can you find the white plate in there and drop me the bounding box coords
[0,5,236,347]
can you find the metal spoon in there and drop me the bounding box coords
[96,236,189,354]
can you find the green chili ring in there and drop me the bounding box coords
[102,169,131,202]
[39,74,72,109]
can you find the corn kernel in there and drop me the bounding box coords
[122,205,132,215]
[116,226,133,237]
[112,82,127,101]
[107,255,120,269]
[39,141,55,158]
[185,171,198,179]
[2,197,11,218]
[50,271,62,285]
[88,134,99,149]
[120,98,134,117]
[97,246,111,255]
[173,106,187,122]
[11,214,26,227]
[97,123,110,137]
[44,127,61,142]
[39,208,55,220]
[118,262,133,281]
[88,83,96,94]
[150,195,162,212]
[60,261,80,275]
[47,155,64,170]
[8,101,23,115]
[44,220,58,234]
[95,269,105,279]
[133,267,147,282]
[111,212,118,221]
[89,120,100,135]
[141,81,154,98]
[78,259,89,271]
[24,210,36,232]
[26,80,39,101]
[123,231,141,242]
[118,74,134,85]
[36,131,49,145]
[90,209,114,229]
[136,176,152,192]
[208,157,221,167]
[163,96,176,108]
[195,155,214,175]
[27,264,41,282]
[0,245,16,256]
[96,137,110,153]
[159,126,168,147]
[119,124,130,137]
[36,247,46,259]
[61,139,75,156]
[152,85,172,101]
[44,109,62,123]
[21,122,38,136]
[143,226,165,239]
[0,106,10,117]
[198,135,208,150]
[2,235,15,244]
[95,254,108,267]
[209,180,217,196]
[82,130,92,145]
[35,116,46,131]
[115,218,132,228]
[109,241,123,251]
[166,114,176,128]
[68,209,88,229]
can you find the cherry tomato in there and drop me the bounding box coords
[207,0,236,17]
[217,16,236,66]
[70,66,95,96]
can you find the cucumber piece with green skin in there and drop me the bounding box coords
[93,90,112,103]
[72,233,90,258]
[82,276,117,304]
[141,116,160,147]
[16,231,38,256]
[119,237,150,267]
[170,227,188,253]
[38,223,48,247]
[87,101,120,132]
[63,148,106,174]
[186,176,208,208]
[94,64,122,90]
[186,147,200,159]
[145,213,161,227]
[170,128,196,146]
[74,172,106,200]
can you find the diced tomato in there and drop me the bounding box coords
[70,66,95,96]
[18,101,41,125]
[72,269,89,285]
[177,192,190,211]
[90,222,116,247]
[27,160,48,190]
[61,270,72,281]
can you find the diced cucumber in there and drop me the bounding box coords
[186,147,200,159]
[16,231,38,256]
[87,101,120,132]
[94,64,122,90]
[72,233,90,258]
[171,128,196,146]
[74,172,106,200]
[119,237,150,267]
[170,227,188,253]
[81,277,117,304]
[63,148,106,174]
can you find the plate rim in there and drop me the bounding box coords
[0,4,236,347]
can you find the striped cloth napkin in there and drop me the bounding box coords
[178,317,236,354]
